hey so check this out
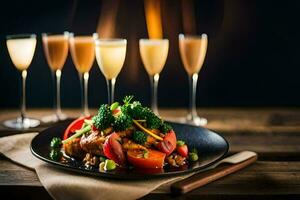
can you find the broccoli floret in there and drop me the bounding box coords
[147,115,162,129]
[49,149,62,161]
[93,104,114,130]
[142,107,162,129]
[159,122,172,133]
[132,131,148,144]
[127,103,162,129]
[50,137,62,148]
[93,96,165,133]
[113,113,132,131]
[127,101,145,119]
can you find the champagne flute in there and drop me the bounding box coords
[69,33,97,116]
[42,32,69,122]
[4,34,40,129]
[179,33,208,126]
[95,39,127,105]
[139,39,169,115]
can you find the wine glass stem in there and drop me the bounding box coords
[53,69,62,118]
[20,70,27,122]
[80,72,89,116]
[106,78,116,105]
[149,73,159,115]
[188,73,199,119]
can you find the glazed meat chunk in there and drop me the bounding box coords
[63,138,85,159]
[80,131,106,156]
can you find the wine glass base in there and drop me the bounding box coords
[41,113,67,123]
[163,116,186,124]
[162,115,207,126]
[186,115,207,126]
[3,117,40,129]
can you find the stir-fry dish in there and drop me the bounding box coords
[50,96,199,172]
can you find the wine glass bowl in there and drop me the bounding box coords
[69,33,97,116]
[4,34,40,129]
[139,39,169,115]
[95,39,127,104]
[42,32,69,122]
[179,33,208,126]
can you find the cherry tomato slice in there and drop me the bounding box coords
[177,144,188,157]
[127,149,166,169]
[157,130,177,156]
[103,132,126,165]
[63,116,91,140]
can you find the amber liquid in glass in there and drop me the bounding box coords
[179,37,208,75]
[42,35,69,71]
[69,36,95,74]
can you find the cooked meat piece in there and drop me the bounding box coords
[63,138,85,159]
[101,127,113,136]
[80,131,106,156]
[144,136,157,148]
[116,127,134,138]
[122,139,147,151]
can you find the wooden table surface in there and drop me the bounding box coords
[0,108,300,200]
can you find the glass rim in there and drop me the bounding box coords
[139,38,169,42]
[69,32,98,39]
[42,31,70,37]
[95,38,127,45]
[179,33,208,40]
[6,34,36,40]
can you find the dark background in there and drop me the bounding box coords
[0,0,299,109]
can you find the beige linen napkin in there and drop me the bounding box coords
[0,133,193,200]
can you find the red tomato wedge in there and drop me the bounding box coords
[127,149,166,169]
[103,132,126,165]
[112,107,121,116]
[157,130,177,156]
[63,116,91,140]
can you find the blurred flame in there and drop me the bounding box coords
[96,0,120,38]
[144,0,163,39]
[181,0,196,34]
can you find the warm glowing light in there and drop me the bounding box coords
[181,0,196,34]
[144,0,163,39]
[96,0,120,38]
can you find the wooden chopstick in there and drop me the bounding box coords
[170,154,258,195]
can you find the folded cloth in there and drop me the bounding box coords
[0,133,193,200]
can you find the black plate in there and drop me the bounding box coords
[31,121,229,179]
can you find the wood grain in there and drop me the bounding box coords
[1,157,300,197]
[0,155,41,186]
[1,108,300,134]
[170,155,257,194]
